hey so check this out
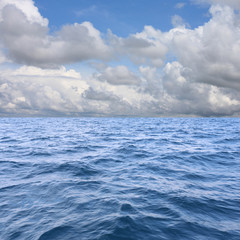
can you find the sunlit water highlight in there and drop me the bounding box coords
[0,118,240,240]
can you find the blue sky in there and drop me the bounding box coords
[34,0,210,36]
[0,0,240,117]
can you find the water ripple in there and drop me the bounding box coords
[0,118,240,240]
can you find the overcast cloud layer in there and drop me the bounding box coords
[0,0,240,117]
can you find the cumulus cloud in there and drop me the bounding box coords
[0,4,111,68]
[97,66,140,85]
[0,0,240,117]
[0,66,88,116]
[109,26,168,67]
[171,4,240,91]
[81,87,137,116]
[0,65,149,117]
[162,61,240,116]
[1,60,240,117]
[194,0,240,9]
[0,0,48,26]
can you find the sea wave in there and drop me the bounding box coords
[0,118,240,240]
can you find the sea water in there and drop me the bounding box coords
[0,118,240,240]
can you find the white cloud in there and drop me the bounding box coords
[75,5,97,17]
[194,0,240,9]
[0,65,144,116]
[171,15,189,28]
[170,4,240,91]
[0,0,240,117]
[175,2,186,9]
[0,66,88,116]
[1,60,240,117]
[98,66,140,85]
[0,0,48,26]
[109,26,168,67]
[0,4,111,68]
[162,61,240,116]
[13,65,81,78]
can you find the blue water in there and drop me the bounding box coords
[0,118,240,240]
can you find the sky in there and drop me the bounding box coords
[0,0,240,117]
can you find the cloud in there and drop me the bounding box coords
[81,87,137,116]
[12,65,82,78]
[75,5,109,19]
[170,4,240,91]
[0,0,48,26]
[97,66,140,85]
[175,3,186,9]
[0,65,142,117]
[0,64,159,117]
[0,0,240,117]
[0,49,6,63]
[0,66,88,116]
[0,4,111,68]
[75,5,98,17]
[109,26,168,67]
[194,0,240,9]
[2,59,239,117]
[83,87,118,102]
[171,15,190,28]
[162,61,240,116]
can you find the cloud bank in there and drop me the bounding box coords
[0,4,110,68]
[195,0,240,9]
[0,0,240,117]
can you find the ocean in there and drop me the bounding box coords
[0,118,240,240]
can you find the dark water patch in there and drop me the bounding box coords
[116,144,138,154]
[120,203,137,214]
[26,151,52,157]
[162,221,232,240]
[0,182,32,193]
[181,172,210,181]
[98,216,153,240]
[168,195,240,221]
[0,137,19,143]
[8,231,23,240]
[139,162,184,175]
[75,179,102,188]
[94,157,122,166]
[30,136,53,142]
[29,162,100,179]
[38,225,74,240]
[142,204,181,220]
[0,160,30,168]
